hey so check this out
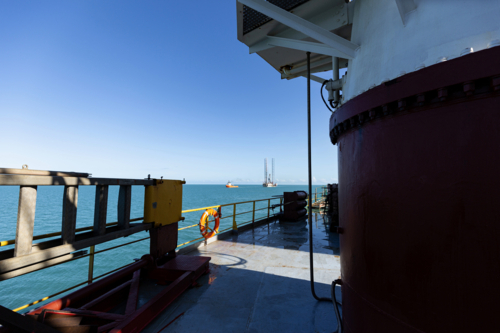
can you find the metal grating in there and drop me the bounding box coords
[243,0,311,35]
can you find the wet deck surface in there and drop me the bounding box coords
[144,212,341,333]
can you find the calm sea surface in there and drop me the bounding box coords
[0,184,325,312]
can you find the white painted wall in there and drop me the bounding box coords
[342,0,500,102]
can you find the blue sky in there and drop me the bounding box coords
[0,1,338,184]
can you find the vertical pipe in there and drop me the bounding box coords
[333,56,339,103]
[307,51,331,302]
[252,201,256,224]
[232,204,237,230]
[307,51,313,224]
[88,245,95,285]
[267,199,270,220]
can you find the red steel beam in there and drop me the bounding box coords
[125,270,141,315]
[63,308,125,321]
[109,271,193,333]
[81,280,132,310]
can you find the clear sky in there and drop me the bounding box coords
[0,1,339,184]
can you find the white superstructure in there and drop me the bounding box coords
[237,0,500,104]
[344,0,500,102]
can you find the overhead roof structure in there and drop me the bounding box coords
[236,0,355,81]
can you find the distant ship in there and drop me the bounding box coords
[226,181,238,188]
[263,158,277,187]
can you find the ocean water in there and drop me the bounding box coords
[0,184,325,312]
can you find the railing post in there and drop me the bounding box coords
[267,199,270,220]
[280,197,283,213]
[118,185,131,229]
[252,201,256,225]
[88,245,95,284]
[93,185,109,236]
[14,186,37,257]
[232,204,237,231]
[62,185,78,244]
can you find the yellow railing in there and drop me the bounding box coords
[171,197,287,235]
[6,192,327,313]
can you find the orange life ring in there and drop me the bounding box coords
[199,208,220,239]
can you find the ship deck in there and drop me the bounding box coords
[144,211,341,333]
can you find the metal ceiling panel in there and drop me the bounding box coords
[243,0,311,35]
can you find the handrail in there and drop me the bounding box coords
[177,223,199,231]
[177,236,205,247]
[0,218,143,247]
[0,174,155,186]
[220,198,275,206]
[181,205,221,213]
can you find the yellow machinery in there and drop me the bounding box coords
[144,179,186,227]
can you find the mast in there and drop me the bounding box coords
[272,158,275,184]
[264,158,267,184]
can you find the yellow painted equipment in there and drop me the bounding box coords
[144,179,185,227]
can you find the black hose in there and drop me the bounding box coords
[307,51,332,303]
[321,80,334,113]
[332,279,343,333]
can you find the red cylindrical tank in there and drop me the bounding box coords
[330,46,500,332]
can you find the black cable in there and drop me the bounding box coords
[330,100,339,109]
[332,279,343,333]
[307,51,332,303]
[321,80,334,113]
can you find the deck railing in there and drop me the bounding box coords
[313,186,328,204]
[0,177,326,313]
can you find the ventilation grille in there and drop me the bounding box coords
[243,0,310,35]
